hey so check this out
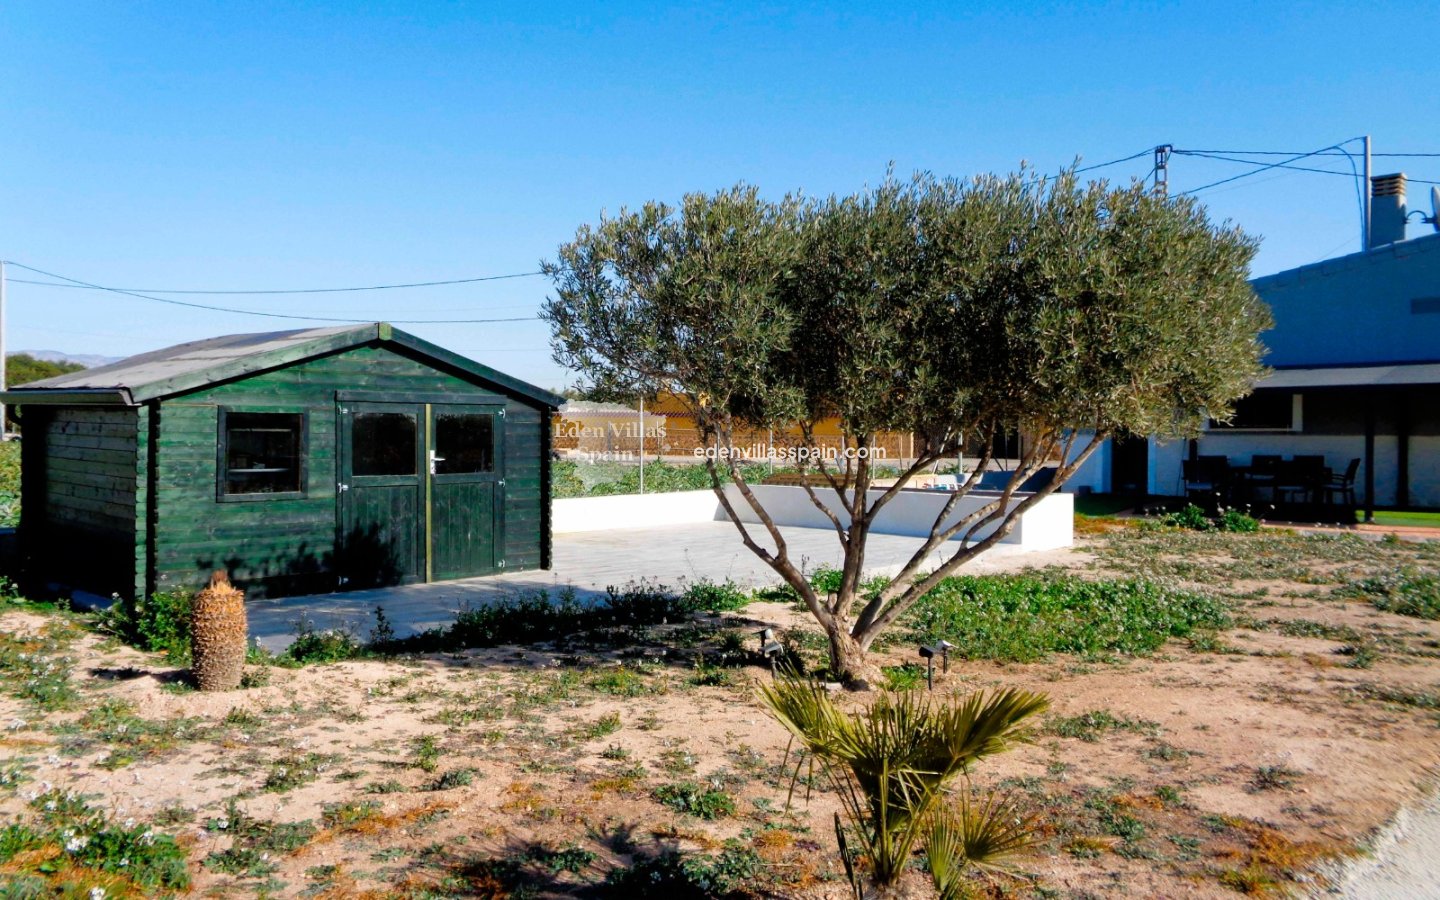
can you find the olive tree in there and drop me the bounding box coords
[542,173,1269,687]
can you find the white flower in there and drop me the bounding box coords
[90,887,107,900]
[64,833,89,852]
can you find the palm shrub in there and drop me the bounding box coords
[758,675,1047,896]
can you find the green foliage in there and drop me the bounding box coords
[543,170,1267,680]
[378,583,728,654]
[95,590,194,663]
[554,459,780,499]
[6,353,84,387]
[412,734,443,773]
[903,573,1228,662]
[1156,503,1260,533]
[1218,508,1261,533]
[680,578,752,613]
[1045,709,1161,742]
[204,799,316,875]
[1343,569,1440,620]
[653,781,737,819]
[285,623,366,663]
[65,698,211,768]
[1159,503,1214,531]
[5,788,191,894]
[758,674,1047,891]
[321,800,381,829]
[0,442,19,527]
[0,621,80,710]
[527,843,598,875]
[881,663,928,691]
[925,793,1036,898]
[428,768,477,791]
[600,844,761,897]
[262,751,331,792]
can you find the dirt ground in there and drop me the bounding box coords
[2,526,1439,898]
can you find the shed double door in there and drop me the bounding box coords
[337,399,505,588]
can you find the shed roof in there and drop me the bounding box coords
[1,322,565,408]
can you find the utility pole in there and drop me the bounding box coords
[1153,144,1173,197]
[1362,135,1372,251]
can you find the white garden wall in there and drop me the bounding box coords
[553,484,1073,551]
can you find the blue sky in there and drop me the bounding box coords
[2,1,1437,389]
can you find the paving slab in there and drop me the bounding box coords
[247,522,1042,652]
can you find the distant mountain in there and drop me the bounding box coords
[15,350,122,368]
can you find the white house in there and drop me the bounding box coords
[1068,174,1440,513]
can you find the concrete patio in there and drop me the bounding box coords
[247,521,1044,652]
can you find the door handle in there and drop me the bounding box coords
[429,451,445,475]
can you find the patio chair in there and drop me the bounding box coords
[1182,458,1228,506]
[1275,456,1326,505]
[1319,458,1361,508]
[1241,454,1282,503]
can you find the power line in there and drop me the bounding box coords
[1175,138,1367,196]
[1174,149,1440,185]
[1072,149,1153,174]
[1180,148,1440,158]
[5,269,543,295]
[1,261,541,325]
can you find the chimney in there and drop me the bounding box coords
[1369,173,1407,249]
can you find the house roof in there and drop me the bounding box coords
[1,322,565,408]
[1251,230,1440,291]
[1257,361,1440,390]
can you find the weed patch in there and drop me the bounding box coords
[653,782,737,819]
[1046,710,1161,742]
[1342,570,1440,620]
[904,573,1228,662]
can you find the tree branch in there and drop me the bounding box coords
[855,431,1108,644]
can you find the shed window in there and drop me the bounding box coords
[353,412,418,476]
[434,412,495,474]
[221,412,305,496]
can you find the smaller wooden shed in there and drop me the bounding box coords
[2,323,563,600]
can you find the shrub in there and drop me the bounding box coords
[377,582,723,654]
[286,624,365,663]
[903,573,1229,662]
[680,579,751,613]
[97,590,194,663]
[600,844,761,897]
[759,676,1046,893]
[1218,508,1261,533]
[653,782,736,819]
[1159,503,1213,531]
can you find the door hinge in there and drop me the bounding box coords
[498,479,506,487]
[338,483,349,492]
[338,576,350,585]
[339,406,350,414]
[497,408,506,417]
[498,559,506,569]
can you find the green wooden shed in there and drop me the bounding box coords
[1,323,563,600]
